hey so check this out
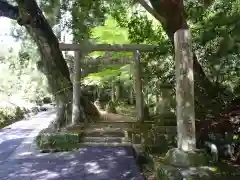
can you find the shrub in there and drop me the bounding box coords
[0,106,25,128]
[36,129,82,152]
[42,97,52,104]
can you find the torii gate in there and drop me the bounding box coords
[59,29,196,156]
[59,42,157,123]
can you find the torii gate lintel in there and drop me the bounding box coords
[59,42,157,52]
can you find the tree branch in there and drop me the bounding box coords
[0,0,71,84]
[14,0,71,83]
[137,0,165,24]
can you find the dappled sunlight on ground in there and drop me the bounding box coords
[0,147,143,180]
[0,128,33,163]
[0,110,56,162]
[0,109,143,179]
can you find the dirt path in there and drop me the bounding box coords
[99,109,136,122]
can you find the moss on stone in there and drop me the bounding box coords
[36,129,83,151]
[155,162,218,180]
[164,148,209,167]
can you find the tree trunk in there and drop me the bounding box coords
[134,50,145,121]
[149,0,232,120]
[111,83,116,102]
[129,86,134,105]
[115,83,120,101]
[72,51,82,125]
[55,101,66,128]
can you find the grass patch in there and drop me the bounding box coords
[36,128,84,152]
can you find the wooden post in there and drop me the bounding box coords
[111,83,115,102]
[133,50,144,121]
[71,51,81,125]
[174,29,196,152]
[115,81,120,101]
[129,64,134,105]
[129,86,134,105]
[132,123,136,144]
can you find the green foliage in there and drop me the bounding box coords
[3,0,240,158]
[83,67,120,86]
[82,16,133,91]
[11,0,240,115]
[0,106,25,128]
[191,0,240,90]
[39,0,61,26]
[106,0,240,112]
[116,103,136,116]
[91,17,129,44]
[81,6,175,115]
[83,64,132,86]
[36,130,82,151]
[42,97,52,104]
[1,25,51,105]
[71,0,108,41]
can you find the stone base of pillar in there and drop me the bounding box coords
[155,148,216,180]
[164,148,209,167]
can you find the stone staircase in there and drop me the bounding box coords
[81,121,132,147]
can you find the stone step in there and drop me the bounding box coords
[84,128,126,137]
[87,122,131,129]
[82,136,128,143]
[85,127,123,132]
[80,142,133,147]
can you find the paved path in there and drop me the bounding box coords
[0,109,144,180]
[0,109,57,163]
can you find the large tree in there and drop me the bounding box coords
[0,0,99,126]
[142,0,234,118]
[135,0,239,143]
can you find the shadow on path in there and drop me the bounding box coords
[0,109,144,179]
[0,109,57,163]
[1,146,144,180]
[0,129,32,163]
